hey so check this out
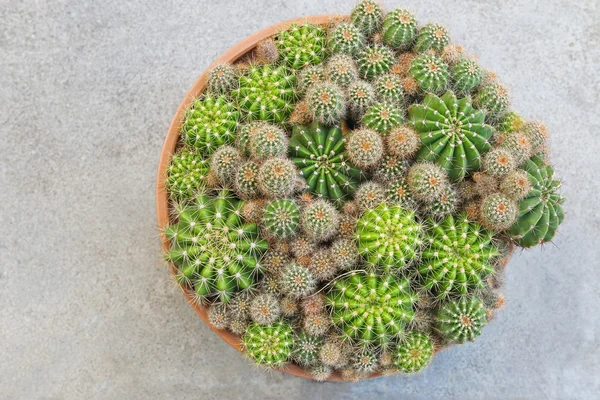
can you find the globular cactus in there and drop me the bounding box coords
[346,128,384,169]
[355,181,386,212]
[441,43,465,66]
[328,22,365,56]
[436,296,488,343]
[229,291,254,319]
[392,51,417,77]
[386,178,417,209]
[409,53,450,93]
[373,74,405,106]
[407,162,449,202]
[330,238,359,270]
[356,203,423,269]
[235,161,260,199]
[235,121,263,158]
[261,199,300,239]
[164,190,269,303]
[500,169,532,201]
[319,340,347,368]
[351,348,379,374]
[414,24,451,53]
[308,248,337,281]
[508,156,565,247]
[325,54,359,88]
[167,149,210,200]
[207,63,238,96]
[361,102,404,135]
[357,45,395,80]
[408,91,494,181]
[394,331,434,373]
[480,193,518,231]
[229,318,249,336]
[386,125,420,159]
[288,100,313,126]
[419,213,499,298]
[373,154,409,182]
[422,185,458,219]
[289,122,366,205]
[523,121,549,154]
[248,123,288,161]
[451,59,483,94]
[254,38,279,65]
[327,271,418,345]
[182,94,239,155]
[292,333,323,366]
[232,65,296,123]
[482,148,516,178]
[496,111,524,133]
[297,64,326,94]
[211,145,241,187]
[257,158,297,198]
[474,83,510,118]
[240,198,267,223]
[208,304,230,330]
[381,9,418,50]
[262,248,290,276]
[301,199,340,242]
[276,23,326,70]
[498,131,533,166]
[280,263,317,298]
[305,82,346,125]
[310,365,333,381]
[303,312,331,336]
[347,80,376,119]
[250,293,281,325]
[351,0,384,37]
[243,321,294,367]
[473,171,499,197]
[290,235,318,259]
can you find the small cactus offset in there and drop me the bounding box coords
[163,4,566,380]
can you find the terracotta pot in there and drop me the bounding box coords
[157,14,386,382]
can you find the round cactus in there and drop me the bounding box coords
[308,248,337,281]
[496,111,524,133]
[232,65,296,123]
[210,145,241,187]
[319,340,347,368]
[499,131,533,166]
[325,54,359,88]
[480,193,518,231]
[523,121,549,154]
[407,162,449,202]
[351,348,379,374]
[408,91,494,181]
[261,199,300,239]
[305,82,346,125]
[381,9,418,50]
[164,190,269,303]
[167,149,210,200]
[474,83,510,118]
[229,318,249,336]
[419,213,499,298]
[361,102,404,135]
[248,123,288,161]
[436,296,488,343]
[250,293,281,325]
[357,45,395,80]
[508,156,565,247]
[355,181,386,211]
[330,238,359,270]
[386,125,420,159]
[422,185,458,219]
[243,321,294,367]
[394,331,434,373]
[235,161,260,199]
[328,22,365,56]
[255,38,279,65]
[347,80,376,119]
[351,0,384,37]
[441,43,466,66]
[289,122,367,205]
[373,154,409,182]
[500,169,532,200]
[235,121,263,158]
[288,100,313,126]
[207,63,238,96]
[297,64,326,94]
[346,128,384,169]
[451,59,483,94]
[311,365,333,381]
[182,94,239,155]
[414,24,451,53]
[327,271,418,345]
[386,178,416,208]
[280,263,317,298]
[262,248,290,276]
[374,74,405,106]
[301,199,340,242]
[409,54,450,93]
[276,23,326,70]
[257,158,297,198]
[229,291,253,319]
[356,203,423,269]
[292,333,323,366]
[482,148,516,178]
[303,312,331,336]
[208,304,230,330]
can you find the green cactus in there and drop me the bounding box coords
[330,238,359,270]
[480,193,518,231]
[381,9,418,50]
[229,291,253,319]
[280,263,317,298]
[373,154,409,182]
[482,148,516,178]
[357,45,395,80]
[305,82,346,125]
[394,331,434,373]
[500,169,531,201]
[361,102,404,135]
[235,121,263,158]
[386,178,417,209]
[374,73,405,106]
[522,121,549,154]
[451,59,483,94]
[164,190,269,303]
[257,158,297,198]
[347,80,375,119]
[414,24,451,53]
[233,65,296,123]
[474,83,510,118]
[407,162,449,202]
[167,149,210,200]
[356,203,423,269]
[422,185,458,219]
[250,293,281,325]
[496,111,524,133]
[355,181,385,212]
[499,131,533,166]
[297,64,326,94]
[436,296,488,343]
[301,199,340,242]
[289,122,366,205]
[419,213,499,298]
[409,53,449,93]
[351,348,379,374]
[207,63,238,96]
[207,304,230,330]
[234,161,260,199]
[351,0,384,37]
[346,128,384,169]
[408,91,494,181]
[210,145,241,187]
[292,333,323,366]
[386,125,420,159]
[243,321,294,367]
[327,271,418,345]
[508,156,565,247]
[325,54,359,88]
[310,365,333,381]
[276,23,326,70]
[182,94,239,155]
[261,199,300,239]
[328,22,365,56]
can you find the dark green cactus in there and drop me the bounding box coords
[381,9,418,50]
[436,296,488,343]
[357,45,395,80]
[351,0,384,37]
[394,331,434,373]
[409,53,450,93]
[414,23,451,53]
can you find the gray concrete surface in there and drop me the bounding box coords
[1,0,599,399]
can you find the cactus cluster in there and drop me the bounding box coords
[164,1,565,381]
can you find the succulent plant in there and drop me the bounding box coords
[346,128,384,169]
[355,181,386,212]
[361,102,404,135]
[373,73,405,106]
[408,91,494,181]
[248,123,288,161]
[407,162,449,202]
[373,154,409,182]
[480,193,518,231]
[327,271,418,345]
[308,248,337,281]
[351,348,379,374]
[356,203,423,269]
[482,148,516,178]
[474,83,510,118]
[436,296,488,343]
[508,156,565,247]
[260,199,300,239]
[303,312,331,336]
[208,304,230,330]
[167,149,210,200]
[319,340,347,368]
[419,213,499,298]
[347,80,376,119]
[386,178,416,208]
[257,158,297,198]
[351,0,384,37]
[255,38,279,65]
[414,24,451,53]
[451,59,483,94]
[182,94,239,155]
[280,263,317,298]
[357,45,395,80]
[235,161,260,199]
[496,111,524,133]
[250,293,281,325]
[328,22,365,56]
[305,82,346,125]
[232,65,296,123]
[422,185,458,219]
[498,131,533,166]
[297,64,326,94]
[301,199,340,242]
[207,63,238,96]
[500,169,531,200]
[381,9,418,50]
[164,190,269,303]
[311,365,333,381]
[293,333,323,366]
[409,53,450,93]
[325,54,359,88]
[211,145,241,187]
[394,331,434,373]
[385,125,420,159]
[330,238,359,270]
[243,321,294,367]
[276,23,326,70]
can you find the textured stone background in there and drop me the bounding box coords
[1,0,599,399]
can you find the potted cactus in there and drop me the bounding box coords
[156,0,565,381]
